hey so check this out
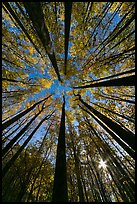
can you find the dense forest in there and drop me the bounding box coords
[2,2,135,202]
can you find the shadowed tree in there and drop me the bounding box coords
[52,96,68,202]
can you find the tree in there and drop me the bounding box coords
[52,96,68,202]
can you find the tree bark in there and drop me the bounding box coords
[64,2,72,75]
[2,107,45,158]
[85,68,135,84]
[52,96,68,202]
[2,113,53,178]
[2,95,51,131]
[78,96,135,150]
[23,2,62,82]
[92,102,134,123]
[78,97,135,159]
[73,75,135,89]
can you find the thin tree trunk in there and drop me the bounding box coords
[73,74,135,89]
[92,102,134,123]
[67,124,85,202]
[78,96,135,150]
[2,107,46,158]
[2,94,51,131]
[78,100,135,159]
[52,96,68,202]
[64,2,72,75]
[72,141,85,202]
[85,68,135,84]
[27,124,52,201]
[2,113,53,178]
[96,92,135,104]
[3,2,42,57]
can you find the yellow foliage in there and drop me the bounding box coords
[109,3,120,13]
[26,102,31,108]
[38,78,52,89]
[29,46,35,55]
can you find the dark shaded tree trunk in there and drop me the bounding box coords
[73,74,135,89]
[67,123,85,202]
[2,94,51,131]
[92,102,134,123]
[78,97,135,159]
[23,2,62,82]
[52,96,68,202]
[96,92,135,104]
[72,141,85,202]
[64,2,72,75]
[78,96,135,149]
[27,124,52,201]
[3,2,42,57]
[2,107,46,158]
[85,68,135,84]
[2,113,54,178]
[2,116,30,144]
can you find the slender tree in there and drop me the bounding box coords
[23,2,62,82]
[73,74,135,89]
[2,105,47,157]
[52,96,68,202]
[64,2,72,75]
[2,112,54,178]
[2,95,51,131]
[77,97,135,159]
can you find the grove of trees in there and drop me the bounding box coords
[2,2,135,202]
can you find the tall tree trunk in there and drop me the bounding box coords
[23,2,62,82]
[78,96,135,159]
[27,124,52,201]
[73,74,135,89]
[2,94,51,131]
[2,106,46,157]
[85,68,135,84]
[3,2,42,57]
[67,123,85,202]
[2,113,53,178]
[92,102,134,123]
[64,2,72,75]
[72,140,85,202]
[52,96,68,202]
[96,92,135,104]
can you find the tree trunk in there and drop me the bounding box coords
[72,141,85,202]
[92,102,134,123]
[96,92,135,104]
[2,94,51,131]
[2,107,45,158]
[3,2,42,57]
[64,2,72,75]
[52,96,68,202]
[78,99,135,159]
[73,75,135,89]
[78,96,135,151]
[23,2,62,82]
[2,113,53,178]
[85,68,135,84]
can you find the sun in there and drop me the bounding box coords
[98,159,107,169]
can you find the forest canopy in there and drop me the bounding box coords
[2,2,135,202]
